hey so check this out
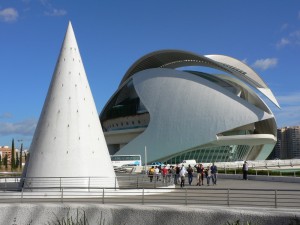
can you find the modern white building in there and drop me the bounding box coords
[100,50,280,164]
[21,22,117,188]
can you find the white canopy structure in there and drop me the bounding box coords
[101,50,279,164]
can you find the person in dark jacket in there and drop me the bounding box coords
[187,165,194,185]
[242,161,248,180]
[210,163,218,185]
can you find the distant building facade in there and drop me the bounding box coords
[0,146,28,166]
[267,129,282,159]
[0,146,12,163]
[285,126,300,159]
[269,126,300,159]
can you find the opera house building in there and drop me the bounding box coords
[100,50,280,164]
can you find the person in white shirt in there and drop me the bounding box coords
[205,166,212,186]
[179,165,187,188]
[155,166,160,181]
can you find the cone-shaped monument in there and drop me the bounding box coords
[22,22,118,188]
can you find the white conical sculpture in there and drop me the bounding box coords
[22,22,118,188]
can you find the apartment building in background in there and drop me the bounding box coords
[268,126,300,159]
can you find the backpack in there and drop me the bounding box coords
[149,168,154,175]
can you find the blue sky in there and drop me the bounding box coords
[0,0,300,148]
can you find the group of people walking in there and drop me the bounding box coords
[148,163,218,188]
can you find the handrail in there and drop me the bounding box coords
[0,186,299,209]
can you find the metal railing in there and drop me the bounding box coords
[215,159,300,169]
[0,186,299,209]
[220,168,300,177]
[0,174,175,191]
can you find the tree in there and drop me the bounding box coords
[3,153,8,169]
[15,152,19,169]
[11,138,15,170]
[19,143,23,169]
[0,154,2,168]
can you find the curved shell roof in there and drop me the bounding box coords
[120,50,280,108]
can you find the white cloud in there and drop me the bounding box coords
[0,113,13,119]
[44,8,67,17]
[252,58,278,70]
[290,30,300,39]
[276,11,300,49]
[277,92,300,105]
[39,0,48,6]
[40,0,67,17]
[0,119,37,136]
[277,31,300,48]
[274,105,300,127]
[280,23,289,31]
[276,38,290,48]
[0,8,19,22]
[271,92,300,127]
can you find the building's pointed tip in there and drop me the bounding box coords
[66,20,74,33]
[61,20,77,50]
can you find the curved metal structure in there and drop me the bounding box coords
[101,50,279,164]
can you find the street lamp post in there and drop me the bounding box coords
[144,146,147,174]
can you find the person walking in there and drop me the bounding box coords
[242,161,248,180]
[211,163,218,185]
[196,164,201,186]
[148,166,155,182]
[161,165,168,183]
[175,164,180,185]
[179,165,187,188]
[168,166,175,184]
[187,165,194,185]
[199,164,204,186]
[205,166,212,186]
[155,166,160,181]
